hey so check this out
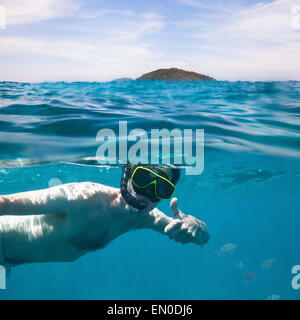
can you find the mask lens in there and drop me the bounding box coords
[131,167,155,187]
[155,178,175,199]
[131,166,175,201]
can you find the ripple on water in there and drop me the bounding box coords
[0,80,299,166]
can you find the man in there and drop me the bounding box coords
[0,165,209,267]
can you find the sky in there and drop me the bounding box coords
[0,0,299,82]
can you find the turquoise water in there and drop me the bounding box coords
[0,80,299,299]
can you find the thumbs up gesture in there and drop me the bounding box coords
[164,198,209,247]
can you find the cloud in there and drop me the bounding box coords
[0,0,299,81]
[0,34,159,81]
[0,36,97,61]
[176,0,300,80]
[178,0,246,13]
[0,2,166,81]
[79,9,134,20]
[0,0,80,25]
[0,8,165,82]
[179,0,220,9]
[68,10,165,40]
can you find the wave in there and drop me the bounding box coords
[0,80,299,167]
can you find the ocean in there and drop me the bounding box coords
[0,80,299,299]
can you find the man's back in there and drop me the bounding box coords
[0,182,130,264]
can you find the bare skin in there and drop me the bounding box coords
[0,181,209,265]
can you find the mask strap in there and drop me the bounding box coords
[120,166,147,211]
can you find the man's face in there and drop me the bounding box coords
[128,167,174,212]
[127,178,158,212]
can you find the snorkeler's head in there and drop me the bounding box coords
[120,164,181,211]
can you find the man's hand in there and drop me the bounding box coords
[164,198,209,247]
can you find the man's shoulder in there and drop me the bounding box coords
[47,182,104,201]
[61,182,117,197]
[61,181,102,189]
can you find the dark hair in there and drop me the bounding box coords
[170,167,180,185]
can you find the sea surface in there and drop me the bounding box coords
[0,80,299,299]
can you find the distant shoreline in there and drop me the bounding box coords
[1,80,299,84]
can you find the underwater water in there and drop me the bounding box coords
[0,80,299,300]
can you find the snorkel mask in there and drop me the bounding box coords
[121,165,180,211]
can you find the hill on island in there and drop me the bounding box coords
[136,68,216,81]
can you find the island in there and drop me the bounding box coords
[136,68,215,81]
[112,78,133,82]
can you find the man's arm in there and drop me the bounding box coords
[138,198,210,247]
[0,182,98,216]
